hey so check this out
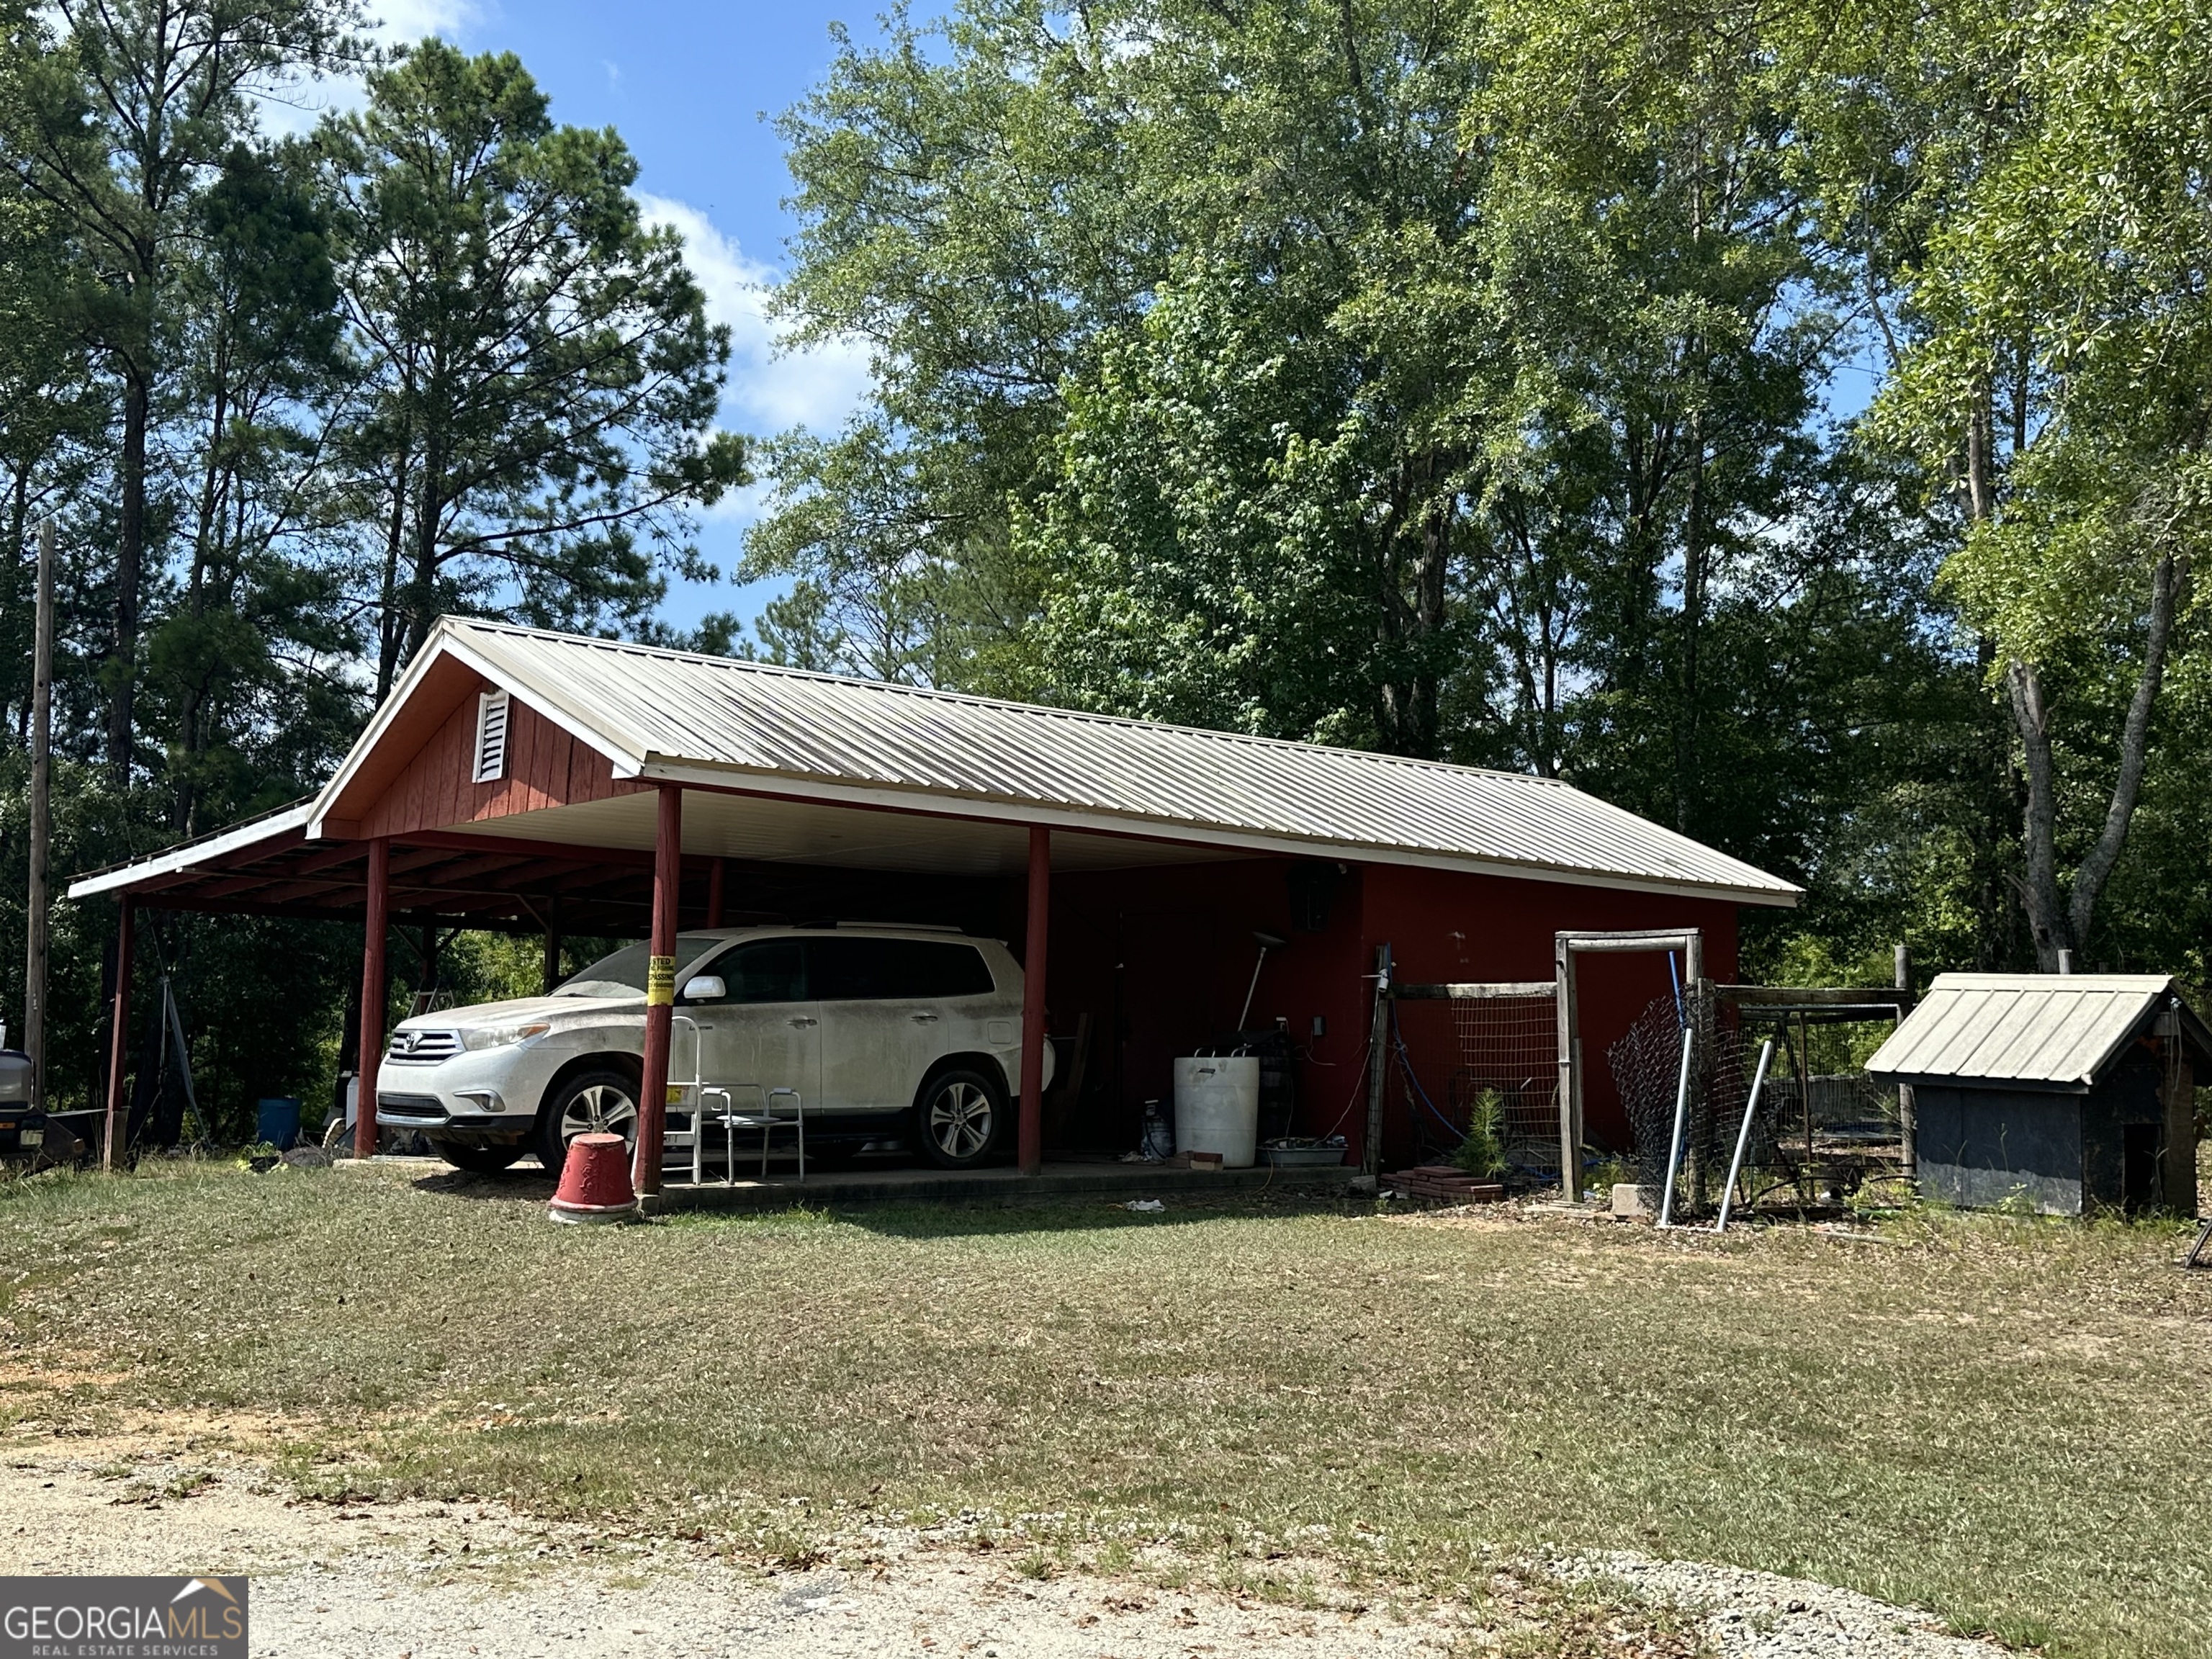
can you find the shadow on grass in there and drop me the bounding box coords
[671,1188,1368,1240]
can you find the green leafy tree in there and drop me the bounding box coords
[147,140,357,836]
[0,0,360,777]
[1880,0,2212,969]
[323,40,750,697]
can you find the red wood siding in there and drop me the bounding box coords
[359,685,643,840]
[1042,857,1741,1163]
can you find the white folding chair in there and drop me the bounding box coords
[663,1015,710,1185]
[700,1084,805,1184]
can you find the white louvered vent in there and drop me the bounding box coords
[472,689,511,783]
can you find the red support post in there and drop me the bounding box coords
[1017,824,1050,1177]
[355,838,390,1161]
[101,898,133,1172]
[634,784,683,1196]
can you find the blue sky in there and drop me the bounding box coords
[359,0,912,636]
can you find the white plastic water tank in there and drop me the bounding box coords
[1172,1055,1259,1167]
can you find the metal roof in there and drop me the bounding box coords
[1863,973,2203,1091]
[304,619,1800,906]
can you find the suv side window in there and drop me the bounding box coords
[691,939,807,1004]
[807,937,996,999]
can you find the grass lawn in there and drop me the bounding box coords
[3,1163,2209,1658]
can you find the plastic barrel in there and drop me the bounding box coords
[256,1097,302,1151]
[1173,1056,1259,1167]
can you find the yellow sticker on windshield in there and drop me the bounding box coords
[645,954,677,1007]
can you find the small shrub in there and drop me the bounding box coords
[1450,1090,1507,1179]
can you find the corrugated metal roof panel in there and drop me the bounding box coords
[325,619,1802,904]
[1863,974,2179,1089]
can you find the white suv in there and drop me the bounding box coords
[374,925,1050,1176]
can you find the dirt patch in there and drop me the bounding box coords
[0,1454,2002,1658]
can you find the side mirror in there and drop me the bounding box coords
[681,975,727,1003]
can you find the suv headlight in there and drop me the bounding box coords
[463,1021,552,1052]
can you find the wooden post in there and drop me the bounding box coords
[1894,943,1916,1182]
[1797,1008,1814,1202]
[24,521,53,1107]
[1363,943,1392,1178]
[101,898,133,1170]
[1553,934,1581,1200]
[706,857,727,929]
[634,784,683,1196]
[355,839,390,1161]
[541,903,562,995]
[1017,825,1050,1177]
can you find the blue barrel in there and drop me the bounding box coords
[256,1097,302,1151]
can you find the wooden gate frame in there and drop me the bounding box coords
[1553,930,1705,1202]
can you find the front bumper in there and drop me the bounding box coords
[374,1040,566,1143]
[374,1093,535,1143]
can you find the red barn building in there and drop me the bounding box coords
[71,621,1798,1188]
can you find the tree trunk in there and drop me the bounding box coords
[2005,552,2184,971]
[7,465,26,735]
[2066,551,2182,950]
[2006,657,2068,968]
[375,432,413,701]
[1676,412,1708,835]
[107,368,149,780]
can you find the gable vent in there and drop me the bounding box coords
[472,689,511,783]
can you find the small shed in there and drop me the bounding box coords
[1865,973,2207,1215]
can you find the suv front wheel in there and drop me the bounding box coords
[916,1066,1007,1169]
[538,1066,639,1178]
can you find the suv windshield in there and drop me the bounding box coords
[555,934,724,999]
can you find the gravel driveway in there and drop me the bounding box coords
[0,1456,2004,1658]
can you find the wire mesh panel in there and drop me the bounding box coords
[1444,994,1561,1182]
[1610,994,1691,1187]
[1608,991,1908,1215]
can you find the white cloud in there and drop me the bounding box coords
[366,0,482,47]
[251,0,480,135]
[637,193,874,439]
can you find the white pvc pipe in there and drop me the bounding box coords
[1714,1038,1774,1234]
[1656,1022,1695,1229]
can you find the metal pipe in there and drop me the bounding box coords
[355,838,390,1161]
[1657,1022,1695,1229]
[1236,931,1287,1030]
[634,783,683,1196]
[101,898,133,1170]
[1714,1038,1774,1233]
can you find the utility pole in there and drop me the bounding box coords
[24,521,54,1108]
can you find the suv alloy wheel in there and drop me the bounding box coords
[539,1066,639,1177]
[916,1066,1006,1169]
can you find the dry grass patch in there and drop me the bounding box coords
[3,1160,2208,1655]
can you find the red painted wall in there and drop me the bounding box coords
[359,688,643,840]
[1037,855,1742,1169]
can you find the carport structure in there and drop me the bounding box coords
[71,619,1801,1194]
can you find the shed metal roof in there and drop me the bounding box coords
[1863,973,2203,1091]
[302,619,1801,905]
